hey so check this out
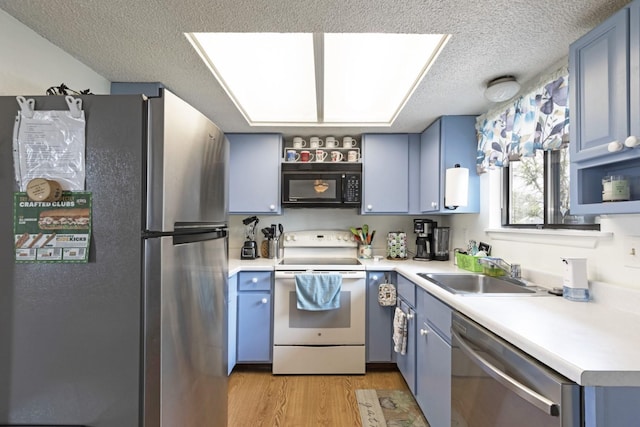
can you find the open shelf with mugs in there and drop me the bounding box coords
[283,136,361,163]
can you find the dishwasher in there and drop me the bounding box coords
[450,312,581,427]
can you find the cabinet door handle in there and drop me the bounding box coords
[269,204,276,211]
[608,140,623,152]
[371,275,379,281]
[251,277,258,283]
[431,201,438,209]
[420,328,429,336]
[406,312,414,320]
[261,298,268,304]
[366,204,373,211]
[625,135,639,148]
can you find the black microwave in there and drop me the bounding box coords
[281,162,361,208]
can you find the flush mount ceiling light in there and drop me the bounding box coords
[484,75,520,103]
[185,32,450,127]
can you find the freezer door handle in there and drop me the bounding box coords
[173,229,227,245]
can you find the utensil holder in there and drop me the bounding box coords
[358,244,372,259]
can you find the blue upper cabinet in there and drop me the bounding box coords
[420,116,479,214]
[361,134,410,214]
[228,133,282,214]
[569,5,629,163]
[569,1,640,214]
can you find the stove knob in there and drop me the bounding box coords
[336,234,343,241]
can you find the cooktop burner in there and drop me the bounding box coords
[278,257,361,266]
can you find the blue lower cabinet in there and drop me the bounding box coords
[395,297,416,394]
[227,274,238,375]
[237,290,272,363]
[416,287,452,427]
[366,272,395,362]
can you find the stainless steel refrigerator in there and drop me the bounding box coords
[0,89,229,426]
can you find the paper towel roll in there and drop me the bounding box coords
[445,165,469,208]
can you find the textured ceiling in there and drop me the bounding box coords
[0,0,631,138]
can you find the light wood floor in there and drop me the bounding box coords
[228,365,410,426]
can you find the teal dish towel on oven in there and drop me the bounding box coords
[295,273,342,311]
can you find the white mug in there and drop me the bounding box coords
[293,137,306,149]
[309,137,324,149]
[347,150,359,162]
[331,151,343,162]
[325,136,338,148]
[342,136,357,148]
[315,149,328,162]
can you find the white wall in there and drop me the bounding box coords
[449,170,640,289]
[0,9,109,96]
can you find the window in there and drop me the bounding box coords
[502,145,598,229]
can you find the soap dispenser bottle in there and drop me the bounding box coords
[561,258,590,302]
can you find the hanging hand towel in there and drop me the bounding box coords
[295,273,342,311]
[393,307,407,355]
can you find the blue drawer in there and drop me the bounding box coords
[238,271,272,291]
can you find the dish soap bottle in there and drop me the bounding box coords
[561,258,590,302]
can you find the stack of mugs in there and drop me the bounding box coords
[286,136,360,163]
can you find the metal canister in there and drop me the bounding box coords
[268,238,279,259]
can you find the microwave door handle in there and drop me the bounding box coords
[451,329,560,417]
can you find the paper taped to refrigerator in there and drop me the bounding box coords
[13,96,86,191]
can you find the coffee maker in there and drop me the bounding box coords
[241,216,259,259]
[413,219,436,261]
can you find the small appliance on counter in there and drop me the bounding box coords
[433,226,450,261]
[241,215,259,259]
[413,219,436,260]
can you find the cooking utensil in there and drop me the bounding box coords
[349,227,361,242]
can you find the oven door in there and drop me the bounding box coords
[273,270,366,345]
[451,313,581,427]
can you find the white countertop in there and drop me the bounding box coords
[228,255,640,387]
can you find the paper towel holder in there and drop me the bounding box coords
[444,164,469,210]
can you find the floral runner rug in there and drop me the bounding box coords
[355,389,429,427]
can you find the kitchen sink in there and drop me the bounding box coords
[417,273,549,296]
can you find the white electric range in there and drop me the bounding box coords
[272,230,366,374]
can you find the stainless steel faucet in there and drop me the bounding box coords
[478,257,522,279]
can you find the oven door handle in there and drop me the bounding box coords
[451,329,560,417]
[275,271,366,279]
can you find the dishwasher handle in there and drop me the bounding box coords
[451,328,560,417]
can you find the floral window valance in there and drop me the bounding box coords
[476,67,569,174]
